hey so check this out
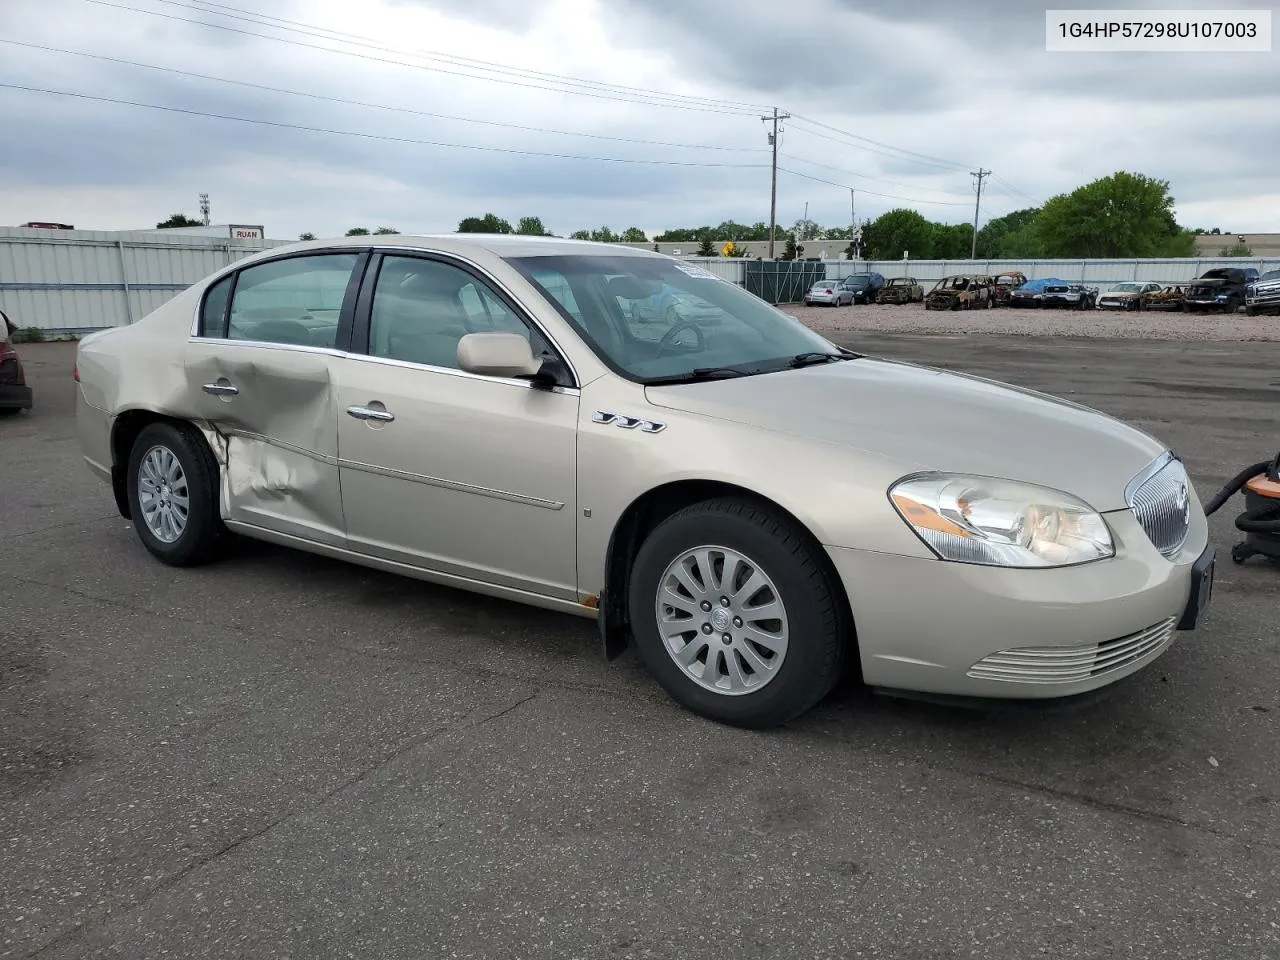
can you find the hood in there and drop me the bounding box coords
[1101,289,1142,299]
[644,358,1166,511]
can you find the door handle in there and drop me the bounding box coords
[202,381,238,396]
[347,405,395,422]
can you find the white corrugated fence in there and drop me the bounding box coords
[2,225,1276,333]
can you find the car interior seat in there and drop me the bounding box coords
[370,263,473,369]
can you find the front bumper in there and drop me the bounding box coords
[827,508,1211,701]
[0,383,32,409]
[1184,296,1238,310]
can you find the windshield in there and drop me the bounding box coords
[1109,283,1143,292]
[843,276,872,288]
[506,254,840,382]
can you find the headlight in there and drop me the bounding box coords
[888,473,1114,568]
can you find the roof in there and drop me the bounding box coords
[277,233,666,259]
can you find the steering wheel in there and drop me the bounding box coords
[655,320,706,357]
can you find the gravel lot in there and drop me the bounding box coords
[786,301,1280,340]
[3,339,1279,959]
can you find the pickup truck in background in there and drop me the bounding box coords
[1183,267,1259,312]
[1244,268,1280,316]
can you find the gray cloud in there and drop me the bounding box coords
[0,0,1277,238]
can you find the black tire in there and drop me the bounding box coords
[126,420,228,566]
[627,497,849,728]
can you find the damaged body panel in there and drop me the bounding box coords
[183,341,346,545]
[991,272,1027,306]
[875,277,923,305]
[1182,267,1258,312]
[924,275,993,310]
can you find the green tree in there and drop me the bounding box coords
[457,213,513,233]
[864,208,936,260]
[976,207,1042,258]
[516,216,550,236]
[792,218,823,241]
[697,234,717,256]
[569,229,591,240]
[156,213,203,228]
[589,226,619,243]
[931,223,975,259]
[1220,242,1254,257]
[298,232,317,241]
[373,226,400,234]
[1158,230,1197,257]
[620,227,648,242]
[1034,171,1187,258]
[345,227,370,236]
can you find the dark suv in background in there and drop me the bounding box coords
[837,272,886,304]
[1183,267,1259,312]
[0,311,34,414]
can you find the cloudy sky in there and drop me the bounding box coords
[0,0,1276,239]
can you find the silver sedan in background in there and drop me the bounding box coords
[802,279,851,306]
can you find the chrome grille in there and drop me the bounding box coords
[1126,453,1192,558]
[968,617,1177,684]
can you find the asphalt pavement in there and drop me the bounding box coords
[2,337,1278,959]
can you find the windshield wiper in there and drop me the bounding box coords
[644,366,754,385]
[788,350,859,368]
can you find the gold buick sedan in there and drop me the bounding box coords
[75,236,1214,728]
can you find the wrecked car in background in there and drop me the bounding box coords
[1007,277,1065,308]
[1096,281,1163,311]
[875,276,923,305]
[1143,286,1186,311]
[924,274,993,310]
[1007,278,1095,309]
[991,271,1027,306]
[1043,281,1098,309]
[1183,267,1259,313]
[1244,269,1280,316]
[0,310,34,414]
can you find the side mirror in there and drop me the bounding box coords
[456,332,543,379]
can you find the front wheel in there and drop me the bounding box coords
[628,498,849,728]
[126,421,229,566]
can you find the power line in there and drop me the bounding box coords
[0,82,772,169]
[778,152,973,199]
[788,114,974,172]
[776,166,971,207]
[172,0,772,113]
[0,38,766,153]
[990,173,1043,207]
[85,0,765,117]
[781,120,973,175]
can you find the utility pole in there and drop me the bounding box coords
[199,192,211,226]
[761,107,790,259]
[969,169,989,259]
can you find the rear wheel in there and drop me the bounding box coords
[628,497,848,728]
[126,421,228,566]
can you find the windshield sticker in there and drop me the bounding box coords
[670,261,726,283]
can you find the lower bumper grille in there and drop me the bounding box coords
[967,617,1177,684]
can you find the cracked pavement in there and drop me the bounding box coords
[2,337,1278,959]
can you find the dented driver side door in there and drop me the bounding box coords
[183,250,369,547]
